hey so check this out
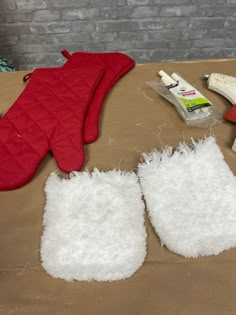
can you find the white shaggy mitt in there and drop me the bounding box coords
[138,136,236,258]
[41,169,146,281]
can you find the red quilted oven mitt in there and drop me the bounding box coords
[0,66,104,190]
[62,50,135,144]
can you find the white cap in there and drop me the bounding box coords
[158,70,177,86]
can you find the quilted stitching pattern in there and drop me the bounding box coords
[0,66,104,190]
[63,52,135,144]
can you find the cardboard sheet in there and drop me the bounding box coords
[1,59,236,315]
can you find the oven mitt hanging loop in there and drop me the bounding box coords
[62,50,135,144]
[41,169,146,281]
[0,66,104,190]
[138,136,236,258]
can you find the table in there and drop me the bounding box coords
[1,59,236,315]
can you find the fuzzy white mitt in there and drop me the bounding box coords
[138,136,236,258]
[41,170,146,281]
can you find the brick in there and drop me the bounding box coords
[18,34,46,44]
[133,48,188,62]
[71,21,95,33]
[151,48,187,61]
[146,30,182,40]
[45,33,91,44]
[192,0,226,3]
[118,31,149,41]
[15,0,47,10]
[99,7,133,19]
[44,42,105,54]
[0,12,33,23]
[160,5,198,17]
[163,18,189,29]
[192,38,225,48]
[47,0,90,8]
[182,29,208,40]
[77,42,106,51]
[96,20,140,32]
[225,18,236,28]
[0,23,31,35]
[208,29,227,38]
[0,35,18,45]
[132,6,160,18]
[12,53,49,65]
[189,18,227,29]
[134,40,169,49]
[198,5,236,17]
[10,44,45,53]
[91,32,117,42]
[47,53,66,65]
[153,0,191,3]
[62,8,99,20]
[120,29,182,43]
[0,0,16,10]
[46,44,77,53]
[132,49,154,62]
[56,42,106,54]
[169,40,193,49]
[184,48,233,60]
[139,19,163,30]
[225,29,236,37]
[127,0,150,5]
[19,34,84,46]
[105,40,134,51]
[30,22,71,34]
[90,0,126,6]
[0,47,12,56]
[33,10,60,22]
[225,38,236,47]
[140,18,189,30]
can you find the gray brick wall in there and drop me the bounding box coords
[0,0,236,69]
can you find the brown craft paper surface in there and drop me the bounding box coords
[1,59,236,315]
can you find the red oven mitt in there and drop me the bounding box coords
[62,50,135,143]
[0,66,104,190]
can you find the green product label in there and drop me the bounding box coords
[179,97,211,112]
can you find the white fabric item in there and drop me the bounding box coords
[41,169,146,281]
[138,136,236,258]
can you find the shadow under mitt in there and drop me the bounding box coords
[41,169,146,281]
[138,136,236,258]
